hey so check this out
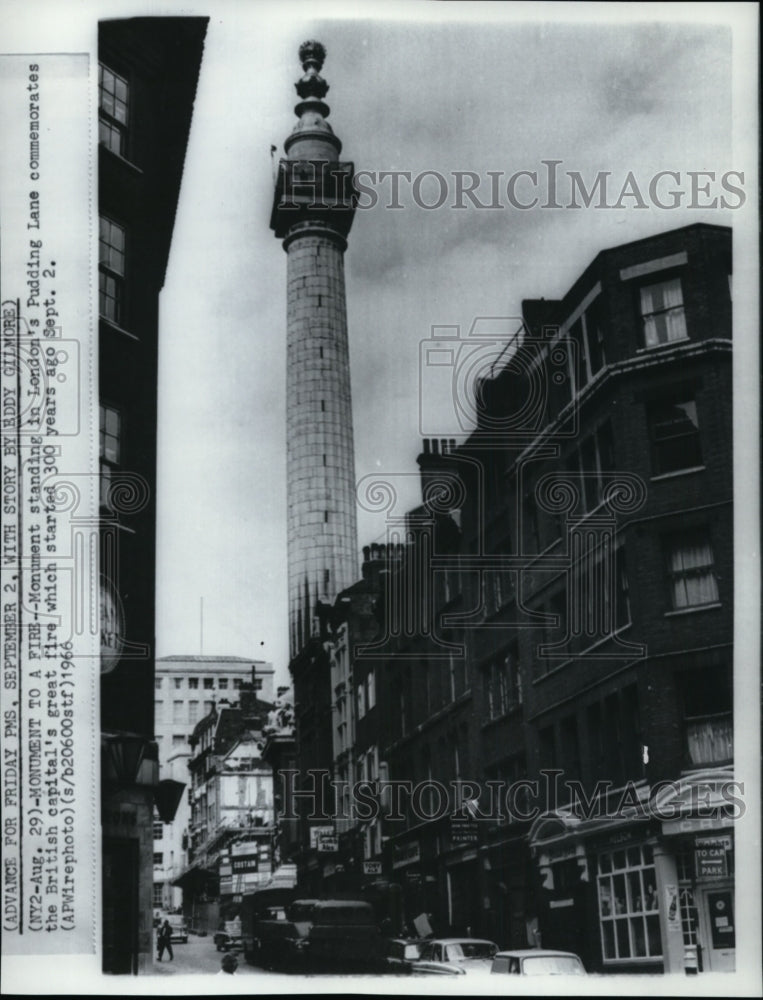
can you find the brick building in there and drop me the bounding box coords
[344,222,733,974]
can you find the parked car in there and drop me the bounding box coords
[166,914,189,944]
[412,938,499,975]
[214,917,242,952]
[384,937,425,974]
[490,949,586,975]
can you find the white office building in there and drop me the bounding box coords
[152,655,274,911]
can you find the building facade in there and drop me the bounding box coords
[98,18,207,974]
[290,222,734,975]
[177,685,277,934]
[152,656,274,912]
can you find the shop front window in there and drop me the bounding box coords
[598,844,662,962]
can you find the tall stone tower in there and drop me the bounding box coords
[271,41,358,660]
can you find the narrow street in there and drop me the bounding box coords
[152,934,277,977]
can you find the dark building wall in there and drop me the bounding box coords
[99,17,207,736]
[98,17,207,975]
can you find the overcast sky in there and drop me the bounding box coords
[5,1,758,688]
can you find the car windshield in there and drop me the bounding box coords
[446,942,497,960]
[168,916,184,927]
[522,955,585,975]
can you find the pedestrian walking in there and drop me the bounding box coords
[157,919,174,962]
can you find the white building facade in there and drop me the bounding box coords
[152,655,274,911]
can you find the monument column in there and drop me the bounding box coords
[271,41,358,659]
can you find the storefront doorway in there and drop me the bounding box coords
[696,883,735,972]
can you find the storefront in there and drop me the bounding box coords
[528,768,738,975]
[653,766,736,974]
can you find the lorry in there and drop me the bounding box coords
[240,881,405,973]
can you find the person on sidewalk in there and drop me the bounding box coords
[157,919,174,962]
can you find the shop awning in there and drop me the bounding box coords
[171,864,217,890]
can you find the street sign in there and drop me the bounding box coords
[695,836,730,878]
[363,860,382,875]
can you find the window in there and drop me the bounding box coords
[188,701,199,724]
[155,700,164,721]
[585,297,606,374]
[483,644,521,719]
[174,677,183,689]
[172,701,183,724]
[233,678,243,690]
[99,404,121,465]
[153,883,164,907]
[523,494,541,553]
[153,852,163,867]
[253,677,263,691]
[172,735,185,747]
[99,215,126,324]
[649,395,702,475]
[559,715,581,785]
[204,678,214,689]
[682,666,732,766]
[598,845,661,962]
[565,420,615,515]
[356,682,366,720]
[218,678,228,690]
[188,677,199,689]
[666,529,719,610]
[203,700,213,714]
[154,677,163,690]
[566,297,607,395]
[153,821,163,840]
[538,725,556,770]
[98,63,129,155]
[639,276,687,347]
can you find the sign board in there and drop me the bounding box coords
[695,836,730,878]
[310,826,335,850]
[318,835,339,853]
[450,816,479,845]
[230,854,259,874]
[363,861,382,875]
[662,815,727,836]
